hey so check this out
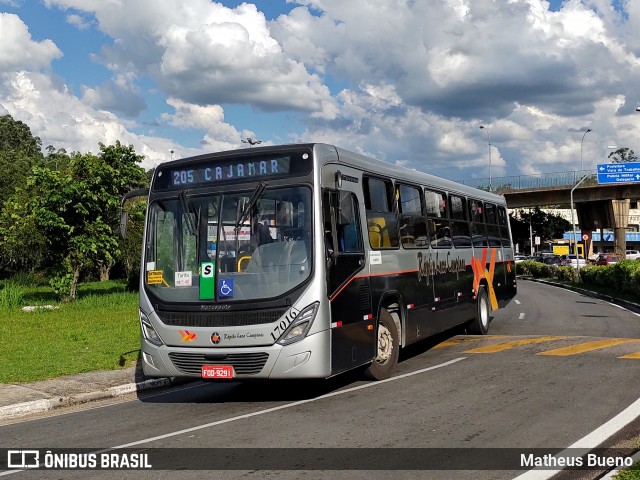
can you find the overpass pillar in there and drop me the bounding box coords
[611,199,629,257]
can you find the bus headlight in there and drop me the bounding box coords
[277,302,319,346]
[140,310,164,347]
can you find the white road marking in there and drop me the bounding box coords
[519,313,526,320]
[515,299,521,305]
[512,395,640,480]
[0,358,466,477]
[115,357,466,449]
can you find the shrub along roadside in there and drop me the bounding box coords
[0,280,139,383]
[516,260,640,302]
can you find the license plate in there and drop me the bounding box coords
[201,365,234,379]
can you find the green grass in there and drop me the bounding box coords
[0,279,140,383]
[614,461,640,480]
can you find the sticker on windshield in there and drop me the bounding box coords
[147,270,166,286]
[200,262,215,300]
[175,271,192,287]
[218,279,234,298]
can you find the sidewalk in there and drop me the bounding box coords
[0,364,174,419]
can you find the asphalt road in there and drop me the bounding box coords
[1,279,639,480]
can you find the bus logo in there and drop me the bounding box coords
[211,332,221,344]
[180,330,197,342]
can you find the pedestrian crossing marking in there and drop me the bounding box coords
[537,338,640,356]
[464,336,566,354]
[434,335,512,349]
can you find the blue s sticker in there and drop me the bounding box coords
[218,279,234,298]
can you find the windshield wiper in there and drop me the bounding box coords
[179,190,197,236]
[235,182,267,232]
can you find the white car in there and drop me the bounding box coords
[563,254,587,268]
[514,255,528,263]
[626,250,640,260]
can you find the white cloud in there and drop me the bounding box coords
[45,0,337,116]
[162,98,240,143]
[2,0,640,180]
[0,13,62,71]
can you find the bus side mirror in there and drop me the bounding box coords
[120,211,128,239]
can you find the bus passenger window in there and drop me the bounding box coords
[398,184,427,248]
[364,177,399,249]
[449,195,471,248]
[425,189,450,248]
[338,192,362,253]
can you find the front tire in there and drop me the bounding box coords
[468,285,490,335]
[365,308,399,380]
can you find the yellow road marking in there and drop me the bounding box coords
[538,338,640,356]
[433,336,512,349]
[619,352,640,359]
[464,336,566,353]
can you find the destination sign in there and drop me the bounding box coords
[151,149,314,191]
[170,157,291,187]
[597,162,640,184]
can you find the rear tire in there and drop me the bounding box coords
[468,286,490,335]
[365,308,399,380]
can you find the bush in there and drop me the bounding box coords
[0,280,25,309]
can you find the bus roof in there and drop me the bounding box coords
[157,142,505,204]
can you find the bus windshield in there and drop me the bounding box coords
[145,185,312,303]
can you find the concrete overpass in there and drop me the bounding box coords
[460,172,640,256]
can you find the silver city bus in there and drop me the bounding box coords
[128,143,516,381]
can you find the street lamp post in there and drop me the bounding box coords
[571,174,591,276]
[479,125,492,191]
[580,128,591,172]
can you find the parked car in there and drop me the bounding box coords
[626,250,640,260]
[541,255,563,266]
[562,254,587,268]
[514,255,528,263]
[596,254,622,265]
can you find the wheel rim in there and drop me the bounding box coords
[375,323,393,364]
[480,294,489,328]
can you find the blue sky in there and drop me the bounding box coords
[1,0,639,183]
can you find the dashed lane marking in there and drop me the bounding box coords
[464,336,566,354]
[537,338,640,356]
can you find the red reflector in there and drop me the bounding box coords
[336,321,343,327]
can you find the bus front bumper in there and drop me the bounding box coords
[141,328,331,380]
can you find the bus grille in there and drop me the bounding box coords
[168,352,269,375]
[157,309,287,327]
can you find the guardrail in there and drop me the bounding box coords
[459,170,597,192]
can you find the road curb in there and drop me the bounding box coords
[0,377,173,420]
[519,276,640,315]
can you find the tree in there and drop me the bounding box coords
[92,142,148,281]
[509,208,571,252]
[0,142,147,300]
[0,115,44,204]
[607,147,638,163]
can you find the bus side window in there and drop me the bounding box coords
[498,206,511,247]
[364,177,399,249]
[425,189,450,248]
[449,194,471,248]
[338,192,362,253]
[398,184,427,248]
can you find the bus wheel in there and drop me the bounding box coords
[365,308,399,380]
[468,286,490,335]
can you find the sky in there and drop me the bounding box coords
[0,0,639,184]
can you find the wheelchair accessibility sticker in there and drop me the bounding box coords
[218,279,234,298]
